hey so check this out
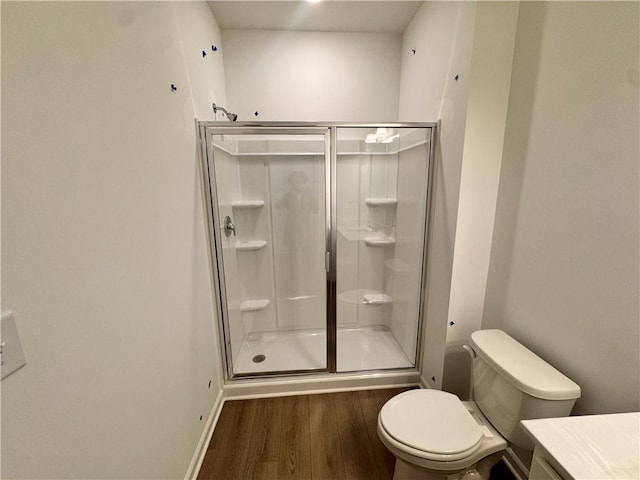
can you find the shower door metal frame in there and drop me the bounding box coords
[199,125,333,379]
[198,122,437,381]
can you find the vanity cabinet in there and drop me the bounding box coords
[521,413,639,480]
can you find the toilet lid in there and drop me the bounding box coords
[379,390,483,455]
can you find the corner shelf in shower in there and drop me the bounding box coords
[240,299,270,312]
[235,240,267,251]
[338,289,393,306]
[365,198,397,207]
[363,293,393,305]
[364,233,395,247]
[232,200,265,209]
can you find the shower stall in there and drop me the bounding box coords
[198,123,435,379]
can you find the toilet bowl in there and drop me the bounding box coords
[377,330,581,480]
[377,389,506,479]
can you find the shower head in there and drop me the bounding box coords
[212,103,238,122]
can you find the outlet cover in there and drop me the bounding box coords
[1,311,27,380]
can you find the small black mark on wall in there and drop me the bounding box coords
[208,380,212,389]
[454,74,459,81]
[199,415,203,421]
[431,376,436,382]
[411,49,416,55]
[170,84,177,92]
[211,45,218,52]
[254,111,259,117]
[202,50,207,58]
[449,321,455,326]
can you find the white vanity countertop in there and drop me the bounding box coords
[521,412,640,479]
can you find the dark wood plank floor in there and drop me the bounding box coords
[197,387,412,480]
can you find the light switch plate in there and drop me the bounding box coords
[1,311,27,380]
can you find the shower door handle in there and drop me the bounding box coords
[223,216,236,237]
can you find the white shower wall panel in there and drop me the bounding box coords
[236,249,276,331]
[356,155,382,303]
[337,155,367,325]
[235,156,277,333]
[268,155,326,330]
[336,153,397,328]
[336,156,360,325]
[390,145,429,362]
[367,154,399,235]
[211,149,246,370]
[357,244,385,297]
[235,159,268,240]
[336,156,361,229]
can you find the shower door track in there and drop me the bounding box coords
[198,121,437,381]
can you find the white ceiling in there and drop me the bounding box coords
[207,1,423,34]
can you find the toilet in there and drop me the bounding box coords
[377,329,581,480]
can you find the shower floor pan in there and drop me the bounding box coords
[233,325,413,375]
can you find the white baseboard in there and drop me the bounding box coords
[184,389,225,480]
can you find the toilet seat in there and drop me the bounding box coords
[379,390,483,461]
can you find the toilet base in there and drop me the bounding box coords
[394,459,450,480]
[393,452,503,480]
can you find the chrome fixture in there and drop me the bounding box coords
[212,103,238,122]
[223,215,236,237]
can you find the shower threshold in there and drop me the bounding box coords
[233,325,413,375]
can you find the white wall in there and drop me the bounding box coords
[443,2,520,397]
[221,29,401,121]
[483,1,640,415]
[398,1,477,388]
[1,2,226,477]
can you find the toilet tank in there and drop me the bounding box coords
[470,330,581,450]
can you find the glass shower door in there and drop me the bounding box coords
[335,127,432,372]
[203,128,329,377]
